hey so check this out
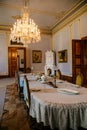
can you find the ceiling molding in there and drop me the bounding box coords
[0,25,11,31]
[0,0,86,35]
[52,0,87,34]
[40,28,52,35]
[0,25,51,35]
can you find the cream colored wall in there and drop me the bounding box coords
[0,30,51,75]
[52,12,87,76]
[0,31,8,75]
[0,6,87,76]
[27,34,52,73]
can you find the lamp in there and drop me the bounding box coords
[10,0,41,44]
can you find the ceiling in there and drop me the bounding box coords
[0,0,84,31]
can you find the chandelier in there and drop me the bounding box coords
[10,0,41,44]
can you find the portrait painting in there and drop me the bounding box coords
[32,50,42,63]
[58,50,67,62]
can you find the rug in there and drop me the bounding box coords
[0,87,6,121]
[1,83,52,130]
[1,83,60,130]
[1,83,30,130]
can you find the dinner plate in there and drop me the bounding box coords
[75,85,80,88]
[57,88,79,95]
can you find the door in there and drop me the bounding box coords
[8,47,18,77]
[8,47,26,77]
[72,39,87,85]
[81,40,87,85]
[72,40,82,83]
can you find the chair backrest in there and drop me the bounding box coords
[24,75,30,110]
[56,69,61,79]
[76,72,83,86]
[47,68,51,76]
[15,71,20,90]
[26,67,31,73]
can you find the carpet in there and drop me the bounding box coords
[0,87,6,121]
[1,83,52,130]
[1,83,60,130]
[1,83,30,130]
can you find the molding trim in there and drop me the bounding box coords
[0,0,87,35]
[0,25,52,35]
[52,0,87,34]
[0,25,11,31]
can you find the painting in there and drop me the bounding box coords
[32,50,42,63]
[58,50,67,62]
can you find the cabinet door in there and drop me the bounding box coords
[72,40,82,83]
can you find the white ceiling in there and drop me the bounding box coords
[0,0,83,30]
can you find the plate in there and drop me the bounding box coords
[57,88,79,95]
[75,85,80,88]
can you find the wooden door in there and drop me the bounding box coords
[72,40,82,83]
[81,40,87,85]
[8,47,26,77]
[8,47,18,77]
[72,39,87,85]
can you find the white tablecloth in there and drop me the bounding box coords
[29,80,87,130]
[19,73,87,130]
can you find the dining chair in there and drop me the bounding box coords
[23,76,37,128]
[76,72,83,86]
[26,67,31,73]
[56,69,61,79]
[15,71,24,99]
[23,75,30,113]
[47,68,51,76]
[23,76,50,130]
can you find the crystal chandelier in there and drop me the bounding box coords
[10,0,41,44]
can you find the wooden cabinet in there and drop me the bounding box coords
[8,47,26,77]
[72,39,87,85]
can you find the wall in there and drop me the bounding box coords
[52,12,87,76]
[0,31,8,75]
[27,34,52,73]
[0,32,51,75]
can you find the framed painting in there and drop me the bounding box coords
[58,49,67,62]
[32,50,42,63]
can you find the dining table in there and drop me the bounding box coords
[19,73,87,130]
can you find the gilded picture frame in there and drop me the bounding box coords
[32,50,42,63]
[58,50,67,62]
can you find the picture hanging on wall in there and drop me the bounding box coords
[32,50,42,63]
[58,49,67,62]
